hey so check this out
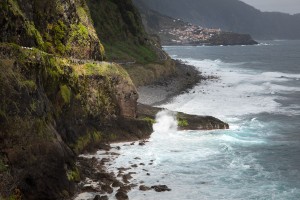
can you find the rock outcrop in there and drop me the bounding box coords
[138,104,229,130]
[0,42,151,200]
[0,0,105,60]
[207,32,258,46]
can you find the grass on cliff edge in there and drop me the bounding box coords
[71,61,133,84]
[104,41,158,64]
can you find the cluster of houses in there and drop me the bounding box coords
[160,23,221,44]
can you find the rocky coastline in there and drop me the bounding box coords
[72,61,229,200]
[0,0,229,199]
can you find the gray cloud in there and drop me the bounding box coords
[241,0,300,14]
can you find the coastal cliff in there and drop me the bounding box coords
[0,0,151,199]
[0,0,229,199]
[0,43,152,199]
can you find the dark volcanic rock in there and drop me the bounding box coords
[82,186,100,193]
[112,180,124,188]
[115,191,129,200]
[94,195,101,200]
[118,185,132,193]
[151,185,171,192]
[101,185,113,194]
[138,104,229,130]
[139,185,151,191]
[94,195,108,200]
[99,143,111,151]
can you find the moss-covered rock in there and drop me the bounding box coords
[0,0,105,60]
[0,43,152,199]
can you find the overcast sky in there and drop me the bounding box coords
[241,0,300,14]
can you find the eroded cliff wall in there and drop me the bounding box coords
[0,0,152,199]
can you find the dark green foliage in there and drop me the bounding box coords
[87,0,158,63]
[0,43,136,199]
[0,0,104,60]
[178,118,189,127]
[143,117,156,124]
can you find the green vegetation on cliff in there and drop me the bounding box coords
[0,0,105,60]
[0,43,152,199]
[87,0,158,63]
[0,0,169,199]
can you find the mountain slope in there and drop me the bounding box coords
[134,0,300,39]
[134,0,257,45]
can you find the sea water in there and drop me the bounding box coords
[92,41,300,200]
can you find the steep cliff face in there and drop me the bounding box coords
[0,0,105,60]
[0,0,153,199]
[86,0,158,63]
[0,43,152,199]
[85,0,176,87]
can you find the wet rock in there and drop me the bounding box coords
[115,191,129,200]
[99,143,111,151]
[112,180,124,188]
[130,183,138,188]
[134,157,141,160]
[122,177,130,184]
[118,185,132,193]
[100,158,110,163]
[96,172,115,185]
[96,172,115,179]
[94,195,108,200]
[100,196,109,200]
[82,185,100,193]
[140,163,145,166]
[101,184,113,194]
[138,141,146,146]
[122,174,132,183]
[131,164,138,168]
[139,185,151,191]
[130,142,135,145]
[94,195,101,200]
[110,152,120,156]
[118,167,130,172]
[146,173,150,176]
[151,185,171,192]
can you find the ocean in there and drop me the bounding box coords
[77,40,300,200]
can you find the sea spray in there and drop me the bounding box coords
[153,110,178,133]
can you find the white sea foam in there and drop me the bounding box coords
[153,110,178,133]
[161,58,300,119]
[76,45,300,200]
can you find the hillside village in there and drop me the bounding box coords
[161,21,222,44]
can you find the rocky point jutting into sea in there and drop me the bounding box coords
[0,0,228,199]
